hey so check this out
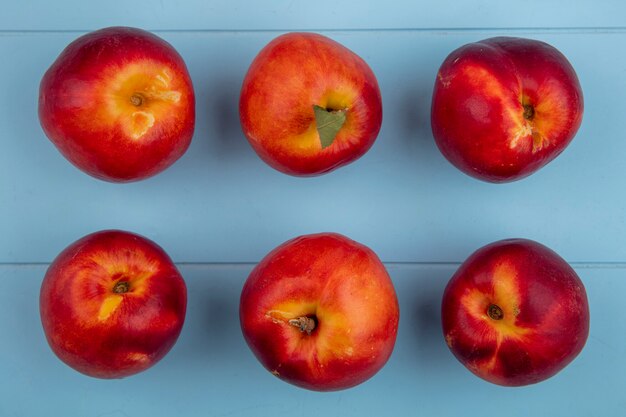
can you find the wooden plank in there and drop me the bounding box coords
[0,1,624,31]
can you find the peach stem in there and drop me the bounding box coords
[112,281,130,294]
[288,316,316,335]
[487,304,504,320]
[130,93,144,106]
[523,103,535,121]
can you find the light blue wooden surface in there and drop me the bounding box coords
[1,1,624,415]
[1,0,624,30]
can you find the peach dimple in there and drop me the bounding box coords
[102,64,183,140]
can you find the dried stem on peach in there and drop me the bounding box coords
[288,316,317,334]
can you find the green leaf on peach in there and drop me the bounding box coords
[313,105,347,149]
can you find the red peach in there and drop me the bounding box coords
[240,233,399,390]
[39,27,195,182]
[442,239,589,386]
[431,37,583,182]
[240,33,383,176]
[40,230,187,378]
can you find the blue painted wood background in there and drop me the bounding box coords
[1,1,624,415]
